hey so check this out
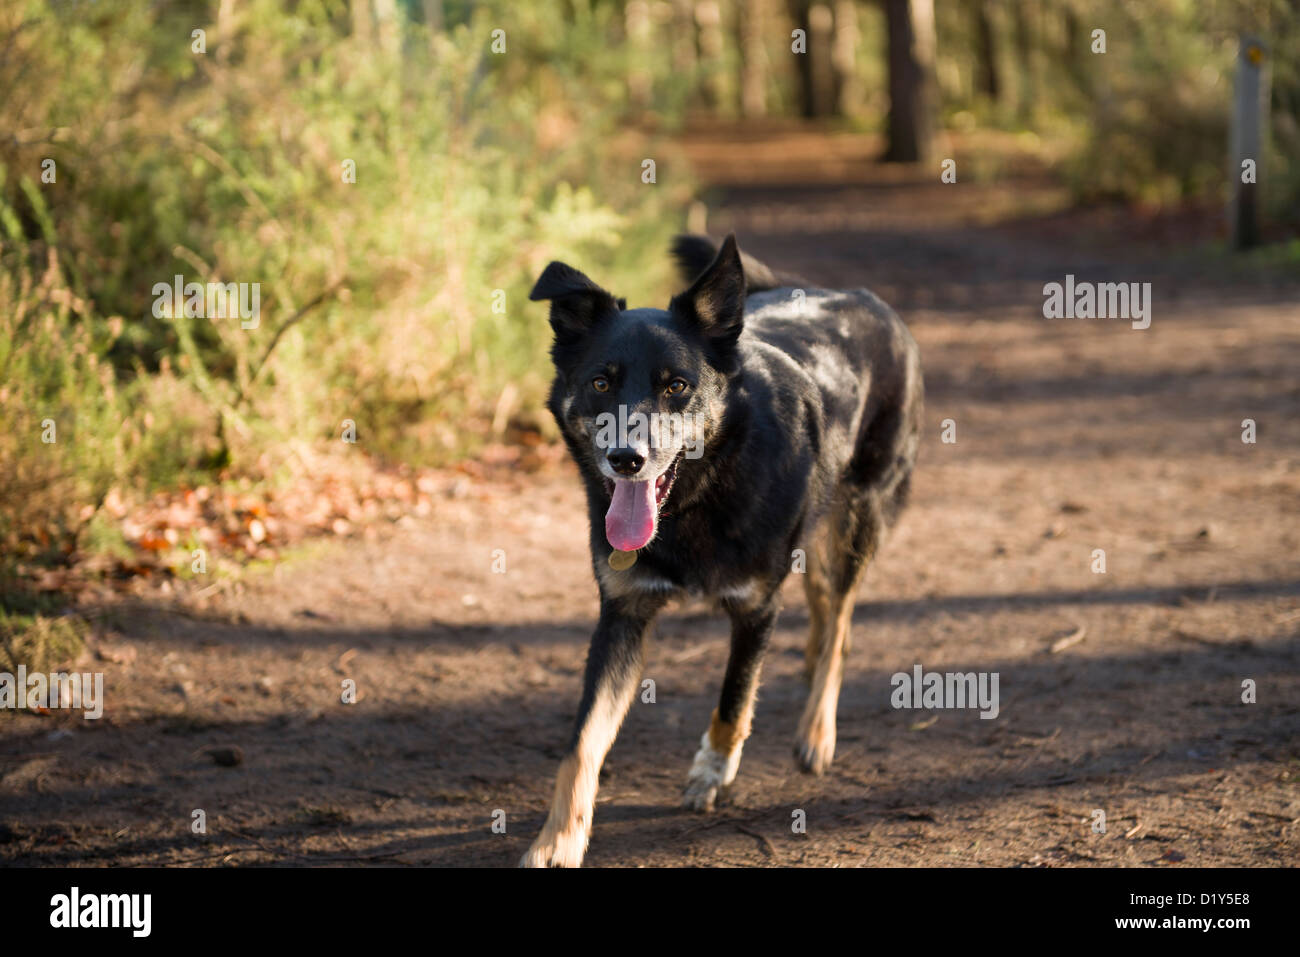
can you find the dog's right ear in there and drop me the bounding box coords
[529,262,620,339]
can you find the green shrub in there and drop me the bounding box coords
[0,611,87,675]
[0,0,690,570]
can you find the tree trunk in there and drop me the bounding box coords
[972,0,1000,101]
[1011,0,1036,120]
[374,0,400,58]
[790,0,836,117]
[737,0,769,117]
[672,0,698,83]
[423,0,444,32]
[832,0,861,116]
[696,1,727,110]
[884,0,937,162]
[351,0,373,45]
[1062,0,1089,96]
[627,0,654,111]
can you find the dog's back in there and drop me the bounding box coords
[673,237,923,529]
[672,236,924,776]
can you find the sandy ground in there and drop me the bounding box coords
[2,147,1298,867]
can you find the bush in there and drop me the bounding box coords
[0,0,690,567]
[0,611,86,676]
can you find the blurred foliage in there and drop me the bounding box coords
[934,0,1300,216]
[0,609,86,675]
[1061,0,1298,214]
[0,0,689,565]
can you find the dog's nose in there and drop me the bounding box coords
[606,449,645,476]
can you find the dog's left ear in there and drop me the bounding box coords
[530,261,621,339]
[670,233,745,346]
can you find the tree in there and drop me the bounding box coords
[972,0,1000,102]
[789,0,837,117]
[832,0,862,116]
[884,0,938,162]
[736,0,769,117]
[1010,0,1037,120]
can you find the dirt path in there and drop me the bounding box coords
[3,155,1298,867]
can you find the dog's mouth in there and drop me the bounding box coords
[602,454,681,552]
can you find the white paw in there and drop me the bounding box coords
[519,828,588,868]
[682,730,742,812]
[794,717,836,775]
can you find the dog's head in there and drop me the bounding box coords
[531,234,746,552]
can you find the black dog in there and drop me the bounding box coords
[521,234,923,867]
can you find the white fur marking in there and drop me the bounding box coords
[717,581,757,602]
[685,729,742,796]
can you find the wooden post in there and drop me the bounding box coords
[1231,35,1269,250]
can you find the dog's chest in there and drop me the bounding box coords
[597,559,760,606]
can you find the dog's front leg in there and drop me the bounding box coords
[521,594,665,868]
[683,593,779,812]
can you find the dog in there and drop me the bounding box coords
[520,234,923,867]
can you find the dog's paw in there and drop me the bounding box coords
[682,774,725,812]
[794,722,836,775]
[682,730,741,812]
[518,829,588,868]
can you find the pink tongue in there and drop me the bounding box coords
[605,478,657,551]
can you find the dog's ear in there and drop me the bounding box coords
[530,261,620,338]
[670,233,745,346]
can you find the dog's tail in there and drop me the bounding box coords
[671,234,804,295]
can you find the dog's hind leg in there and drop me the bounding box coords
[521,593,667,867]
[802,522,833,684]
[683,592,779,811]
[795,490,883,775]
[796,346,922,774]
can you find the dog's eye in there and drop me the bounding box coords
[666,379,688,396]
[592,377,610,393]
